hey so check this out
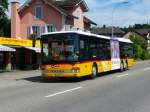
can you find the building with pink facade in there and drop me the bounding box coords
[11,0,97,39]
[2,0,96,71]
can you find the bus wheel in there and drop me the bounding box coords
[90,65,97,79]
[120,63,124,72]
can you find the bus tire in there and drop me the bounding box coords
[120,62,124,72]
[90,64,98,79]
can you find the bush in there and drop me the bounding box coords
[130,34,150,60]
[141,50,150,60]
[134,44,143,59]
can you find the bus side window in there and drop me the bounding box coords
[97,39,111,60]
[104,40,111,60]
[79,36,89,60]
[97,39,103,60]
[120,42,133,58]
[89,37,99,60]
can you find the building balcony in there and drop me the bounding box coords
[62,25,91,33]
[27,24,91,39]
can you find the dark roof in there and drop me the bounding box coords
[135,29,150,36]
[18,0,89,18]
[123,31,144,39]
[84,17,97,25]
[18,0,78,19]
[17,0,94,25]
[18,0,88,13]
[92,27,125,35]
[18,0,66,15]
[53,0,89,12]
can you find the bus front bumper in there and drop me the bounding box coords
[42,71,80,78]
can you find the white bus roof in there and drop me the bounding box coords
[42,31,133,43]
[42,31,110,40]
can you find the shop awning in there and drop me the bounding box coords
[24,47,41,53]
[0,45,16,52]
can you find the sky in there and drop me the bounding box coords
[84,0,150,27]
[8,0,150,27]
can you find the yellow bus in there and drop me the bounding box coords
[41,31,134,79]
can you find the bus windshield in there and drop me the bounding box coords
[42,34,79,64]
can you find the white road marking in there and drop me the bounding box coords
[143,67,150,71]
[117,74,129,78]
[45,86,83,98]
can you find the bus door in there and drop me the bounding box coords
[110,39,120,70]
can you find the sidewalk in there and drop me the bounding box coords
[0,70,41,79]
[0,70,41,89]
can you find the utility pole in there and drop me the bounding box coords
[112,1,129,38]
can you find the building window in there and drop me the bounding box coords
[32,26,40,34]
[41,25,55,34]
[45,24,55,33]
[35,5,42,19]
[27,26,41,37]
[64,25,73,31]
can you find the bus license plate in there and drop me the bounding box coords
[55,74,61,77]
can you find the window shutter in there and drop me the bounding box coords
[30,26,33,34]
[41,26,45,34]
[37,26,40,35]
[52,25,56,32]
[45,25,48,33]
[27,26,31,37]
[51,25,54,32]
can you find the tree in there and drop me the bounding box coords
[0,0,10,37]
[130,34,150,60]
[0,0,8,9]
[134,44,143,59]
[141,49,150,60]
[133,24,150,29]
[130,34,147,49]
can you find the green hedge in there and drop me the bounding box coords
[130,35,150,60]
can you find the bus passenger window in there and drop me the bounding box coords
[79,37,89,60]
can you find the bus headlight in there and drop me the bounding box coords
[72,67,80,73]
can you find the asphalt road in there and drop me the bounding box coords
[0,61,150,112]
